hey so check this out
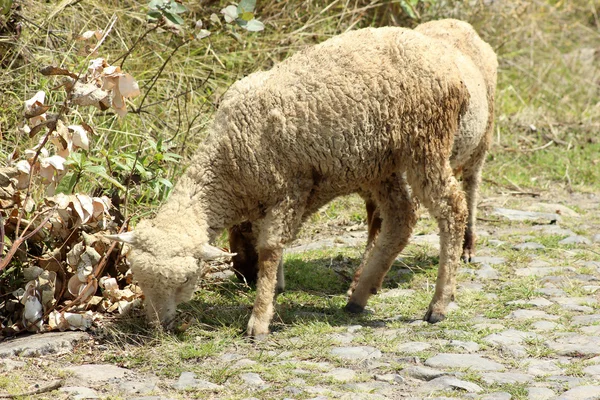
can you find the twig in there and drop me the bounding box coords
[115,23,162,68]
[0,213,5,258]
[136,37,195,112]
[525,140,553,152]
[0,379,64,399]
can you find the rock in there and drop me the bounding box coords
[374,374,403,384]
[559,235,591,245]
[583,364,600,376]
[571,314,600,326]
[507,297,554,307]
[329,332,355,344]
[492,208,560,222]
[233,358,258,368]
[0,332,88,358]
[448,340,480,353]
[63,364,130,384]
[481,392,512,400]
[426,376,483,393]
[347,325,363,333]
[526,359,564,376]
[515,266,576,277]
[592,233,600,243]
[0,359,25,371]
[402,365,450,381]
[556,385,600,399]
[172,372,221,391]
[551,296,597,312]
[425,353,504,371]
[476,264,499,279]
[220,353,243,362]
[471,256,506,265]
[546,333,600,356]
[513,242,546,251]
[526,386,556,400]
[240,373,268,388]
[536,287,567,296]
[581,325,600,335]
[118,378,158,395]
[481,372,534,385]
[473,322,506,331]
[331,346,382,360]
[507,310,559,320]
[532,321,560,331]
[483,329,537,346]
[60,386,100,399]
[531,224,575,236]
[527,203,579,217]
[325,368,356,382]
[396,341,431,353]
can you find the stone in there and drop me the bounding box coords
[481,393,512,400]
[331,346,382,360]
[515,266,574,277]
[583,364,600,376]
[426,376,483,393]
[63,364,130,384]
[60,386,100,399]
[402,365,450,381]
[593,233,600,243]
[492,208,560,222]
[526,386,555,400]
[481,372,534,385]
[471,256,506,265]
[172,372,221,391]
[324,368,356,382]
[0,332,88,357]
[532,321,560,331]
[473,322,506,331]
[531,224,575,236]
[425,353,504,371]
[118,378,158,395]
[581,325,600,335]
[0,359,25,371]
[347,325,363,333]
[448,340,480,353]
[571,314,600,326]
[536,287,567,296]
[551,296,597,312]
[559,235,591,245]
[240,373,268,388]
[374,374,403,384]
[527,203,579,217]
[220,353,243,362]
[396,341,431,353]
[476,264,499,280]
[508,310,559,320]
[546,333,600,356]
[329,332,355,344]
[513,242,546,251]
[526,359,564,376]
[233,359,258,368]
[556,385,600,399]
[483,329,537,346]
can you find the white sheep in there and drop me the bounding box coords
[230,19,498,300]
[110,23,493,336]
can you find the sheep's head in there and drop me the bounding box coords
[106,222,235,328]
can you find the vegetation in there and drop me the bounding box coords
[0,1,599,395]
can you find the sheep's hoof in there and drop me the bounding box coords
[424,308,446,324]
[344,302,365,314]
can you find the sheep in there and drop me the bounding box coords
[229,19,498,298]
[110,24,488,336]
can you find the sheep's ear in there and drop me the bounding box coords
[199,243,236,260]
[104,231,137,245]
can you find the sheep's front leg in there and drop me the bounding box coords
[246,247,283,337]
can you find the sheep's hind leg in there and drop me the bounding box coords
[408,163,467,323]
[460,142,487,263]
[346,178,417,313]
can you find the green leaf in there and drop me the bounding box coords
[244,18,265,32]
[157,177,173,188]
[169,0,188,14]
[163,152,182,162]
[399,0,418,19]
[0,0,13,16]
[55,172,78,194]
[240,11,254,22]
[237,0,256,13]
[147,10,162,20]
[147,0,166,10]
[85,165,126,190]
[164,11,185,25]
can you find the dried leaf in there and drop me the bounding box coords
[78,29,103,41]
[221,5,238,23]
[70,80,111,110]
[69,125,89,150]
[76,194,94,223]
[118,73,140,98]
[15,160,31,174]
[39,66,78,79]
